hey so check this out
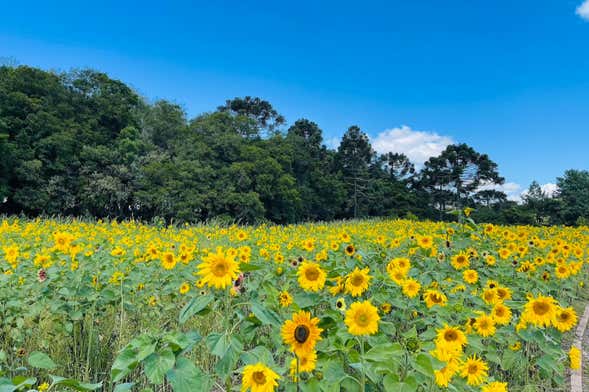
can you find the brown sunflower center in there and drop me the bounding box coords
[252,370,266,385]
[533,301,550,316]
[294,325,310,343]
[351,274,364,286]
[444,330,458,342]
[467,364,479,374]
[305,267,319,281]
[430,294,442,303]
[213,260,229,277]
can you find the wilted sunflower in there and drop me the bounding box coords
[460,355,488,386]
[197,248,240,290]
[553,306,577,332]
[241,363,280,392]
[345,267,371,297]
[281,311,323,356]
[344,301,380,335]
[297,261,326,292]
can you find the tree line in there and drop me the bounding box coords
[0,65,587,225]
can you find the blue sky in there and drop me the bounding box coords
[1,0,588,199]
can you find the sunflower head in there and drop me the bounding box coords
[281,311,323,356]
[241,363,280,392]
[344,301,380,336]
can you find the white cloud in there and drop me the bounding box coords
[520,183,559,199]
[478,182,523,202]
[577,0,589,20]
[371,125,454,166]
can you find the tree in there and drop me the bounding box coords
[419,144,504,217]
[286,119,345,220]
[556,170,589,225]
[335,126,376,218]
[218,96,285,136]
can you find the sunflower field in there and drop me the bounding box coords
[0,216,587,392]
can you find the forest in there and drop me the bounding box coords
[0,65,588,226]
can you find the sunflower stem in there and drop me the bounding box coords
[296,354,300,392]
[358,336,366,392]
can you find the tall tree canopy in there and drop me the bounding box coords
[0,64,585,226]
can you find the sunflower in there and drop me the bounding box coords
[482,288,499,305]
[297,261,326,292]
[345,267,371,297]
[179,282,190,295]
[344,244,355,256]
[463,269,478,284]
[278,291,293,308]
[289,350,317,378]
[329,277,344,296]
[424,289,447,308]
[474,314,496,337]
[495,286,512,301]
[451,252,469,270]
[481,381,509,392]
[553,306,577,332]
[521,295,557,328]
[281,311,323,356]
[554,264,570,279]
[460,355,488,386]
[401,278,421,298]
[569,346,581,370]
[241,363,280,392]
[380,302,392,314]
[388,268,408,285]
[161,252,177,270]
[434,359,459,387]
[491,303,512,325]
[335,297,346,312]
[435,325,467,351]
[344,301,380,335]
[417,235,434,249]
[197,248,240,290]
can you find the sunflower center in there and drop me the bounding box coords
[213,260,229,277]
[252,370,266,385]
[467,364,479,374]
[431,294,442,303]
[444,330,458,342]
[355,312,370,327]
[294,325,310,343]
[305,267,319,281]
[351,274,364,286]
[558,312,570,322]
[533,301,550,316]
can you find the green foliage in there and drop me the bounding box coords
[0,64,585,225]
